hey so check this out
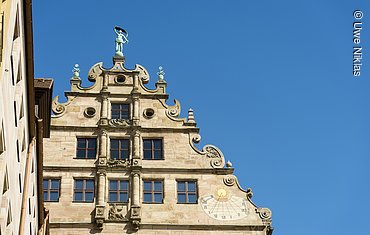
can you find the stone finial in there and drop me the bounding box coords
[188,108,196,123]
[226,160,232,168]
[157,66,165,82]
[114,26,129,57]
[72,64,80,79]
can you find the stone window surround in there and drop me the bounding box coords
[142,179,164,204]
[43,178,61,202]
[109,138,130,160]
[75,137,98,159]
[108,179,129,203]
[142,138,164,160]
[110,102,131,120]
[73,178,95,203]
[176,179,198,204]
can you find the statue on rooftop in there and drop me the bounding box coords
[114,26,129,57]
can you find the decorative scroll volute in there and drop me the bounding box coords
[189,133,225,169]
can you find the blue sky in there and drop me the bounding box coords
[33,1,369,234]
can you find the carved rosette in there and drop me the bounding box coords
[107,159,130,168]
[256,208,272,221]
[108,204,128,221]
[108,119,131,127]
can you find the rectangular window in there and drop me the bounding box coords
[43,178,61,202]
[111,103,129,119]
[74,179,94,202]
[76,138,97,159]
[110,139,129,160]
[143,180,163,203]
[108,180,129,202]
[143,139,163,160]
[13,101,17,127]
[177,180,198,204]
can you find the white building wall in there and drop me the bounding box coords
[0,0,39,234]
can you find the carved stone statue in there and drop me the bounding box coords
[114,26,129,57]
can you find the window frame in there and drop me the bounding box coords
[43,178,61,202]
[110,139,130,160]
[142,138,163,160]
[142,179,164,204]
[111,103,130,120]
[176,180,198,204]
[108,179,129,203]
[73,178,95,203]
[75,137,97,159]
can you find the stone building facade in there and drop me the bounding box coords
[0,0,52,234]
[44,39,273,234]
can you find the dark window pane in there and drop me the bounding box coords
[85,192,94,202]
[143,150,152,159]
[120,181,128,190]
[178,193,186,203]
[177,182,185,191]
[51,180,59,189]
[111,111,119,119]
[120,192,128,202]
[77,139,86,148]
[188,194,197,203]
[153,140,162,149]
[188,182,196,192]
[50,192,59,201]
[121,140,129,149]
[121,150,129,159]
[154,181,162,191]
[75,180,83,189]
[111,140,119,149]
[76,150,86,158]
[110,180,118,190]
[153,150,162,159]
[143,140,151,149]
[43,180,48,188]
[143,193,152,202]
[87,150,96,159]
[109,192,117,202]
[88,139,97,148]
[143,181,152,191]
[111,150,119,159]
[74,192,83,201]
[154,193,163,203]
[86,180,94,189]
[43,192,48,201]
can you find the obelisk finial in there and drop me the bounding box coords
[114,26,129,57]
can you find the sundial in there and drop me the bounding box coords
[200,187,250,221]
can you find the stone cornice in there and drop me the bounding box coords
[43,166,234,174]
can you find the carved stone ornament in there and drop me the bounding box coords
[51,95,73,116]
[131,219,140,230]
[108,204,127,221]
[223,175,236,186]
[108,119,131,127]
[256,208,272,220]
[96,219,104,228]
[107,159,130,168]
[95,205,105,217]
[189,134,225,169]
[131,207,141,218]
